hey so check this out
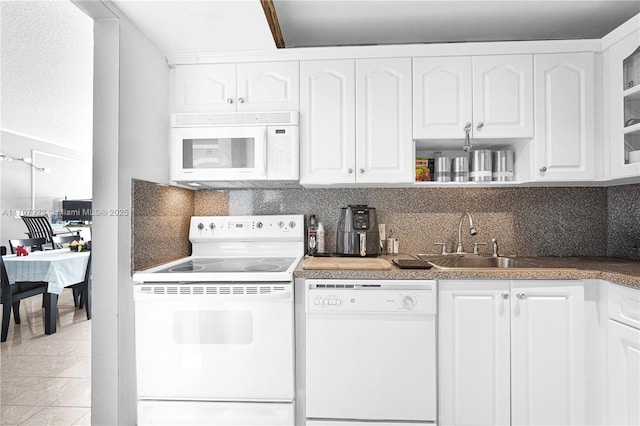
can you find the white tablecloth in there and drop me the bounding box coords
[3,249,90,294]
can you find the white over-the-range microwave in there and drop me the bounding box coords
[171,111,299,188]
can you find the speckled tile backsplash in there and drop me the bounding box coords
[131,179,196,271]
[132,182,640,267]
[195,186,610,257]
[608,184,640,260]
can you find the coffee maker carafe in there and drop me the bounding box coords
[336,205,380,257]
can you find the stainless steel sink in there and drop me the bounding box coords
[416,254,542,269]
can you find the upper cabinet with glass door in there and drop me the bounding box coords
[608,30,640,179]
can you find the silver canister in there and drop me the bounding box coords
[470,150,492,182]
[493,150,514,181]
[435,157,452,182]
[452,156,469,182]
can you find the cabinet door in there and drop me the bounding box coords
[608,319,640,426]
[511,281,585,426]
[439,281,511,426]
[473,55,534,138]
[175,64,236,113]
[300,60,356,185]
[413,57,473,139]
[608,30,640,179]
[356,58,413,184]
[533,53,595,181]
[236,61,299,112]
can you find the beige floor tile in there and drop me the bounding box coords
[0,405,43,425]
[50,378,90,407]
[1,290,91,426]
[70,411,90,426]
[17,406,88,426]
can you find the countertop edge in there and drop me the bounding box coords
[294,256,640,290]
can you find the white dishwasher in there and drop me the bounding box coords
[305,279,437,425]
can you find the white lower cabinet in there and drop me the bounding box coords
[439,280,585,426]
[607,283,640,426]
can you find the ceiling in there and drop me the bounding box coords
[109,0,640,56]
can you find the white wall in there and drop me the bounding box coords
[0,1,93,245]
[0,0,93,153]
[90,2,170,424]
[0,130,91,243]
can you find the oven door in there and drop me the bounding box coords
[172,126,267,182]
[134,282,294,401]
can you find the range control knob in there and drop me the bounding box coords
[256,221,264,229]
[289,220,296,229]
[209,223,216,230]
[277,221,285,229]
[197,223,204,230]
[402,295,417,310]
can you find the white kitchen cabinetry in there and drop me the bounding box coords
[439,281,511,426]
[533,52,595,181]
[300,58,413,185]
[413,55,533,140]
[175,62,299,113]
[608,30,640,179]
[607,283,640,426]
[439,280,585,426]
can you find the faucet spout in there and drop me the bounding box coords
[456,213,478,254]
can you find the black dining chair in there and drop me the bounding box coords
[1,246,48,342]
[21,216,79,250]
[66,252,92,320]
[8,238,47,254]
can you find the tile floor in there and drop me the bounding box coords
[0,290,91,425]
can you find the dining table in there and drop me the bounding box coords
[2,248,90,334]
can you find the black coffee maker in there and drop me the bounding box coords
[336,205,381,257]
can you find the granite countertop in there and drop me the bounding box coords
[294,254,640,290]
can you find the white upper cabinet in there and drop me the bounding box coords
[472,55,534,138]
[413,54,533,139]
[175,62,299,113]
[533,52,595,181]
[608,30,640,179]
[300,60,356,185]
[413,57,473,139]
[355,58,413,183]
[300,58,413,185]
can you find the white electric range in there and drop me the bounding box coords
[133,215,304,426]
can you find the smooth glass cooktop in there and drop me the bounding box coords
[156,257,297,273]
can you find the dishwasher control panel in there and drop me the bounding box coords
[306,280,436,314]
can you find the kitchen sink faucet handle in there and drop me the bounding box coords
[491,238,499,257]
[434,242,448,255]
[473,242,486,255]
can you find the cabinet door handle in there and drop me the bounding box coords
[476,122,484,130]
[348,168,353,174]
[226,98,234,104]
[501,293,510,300]
[237,97,245,103]
[360,168,365,174]
[516,293,526,300]
[539,166,547,173]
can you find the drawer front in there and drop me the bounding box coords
[609,283,640,330]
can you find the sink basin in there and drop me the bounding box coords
[416,254,541,269]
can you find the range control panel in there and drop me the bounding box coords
[189,215,304,242]
[306,281,436,314]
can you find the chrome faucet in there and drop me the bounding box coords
[456,213,478,254]
[491,238,499,257]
